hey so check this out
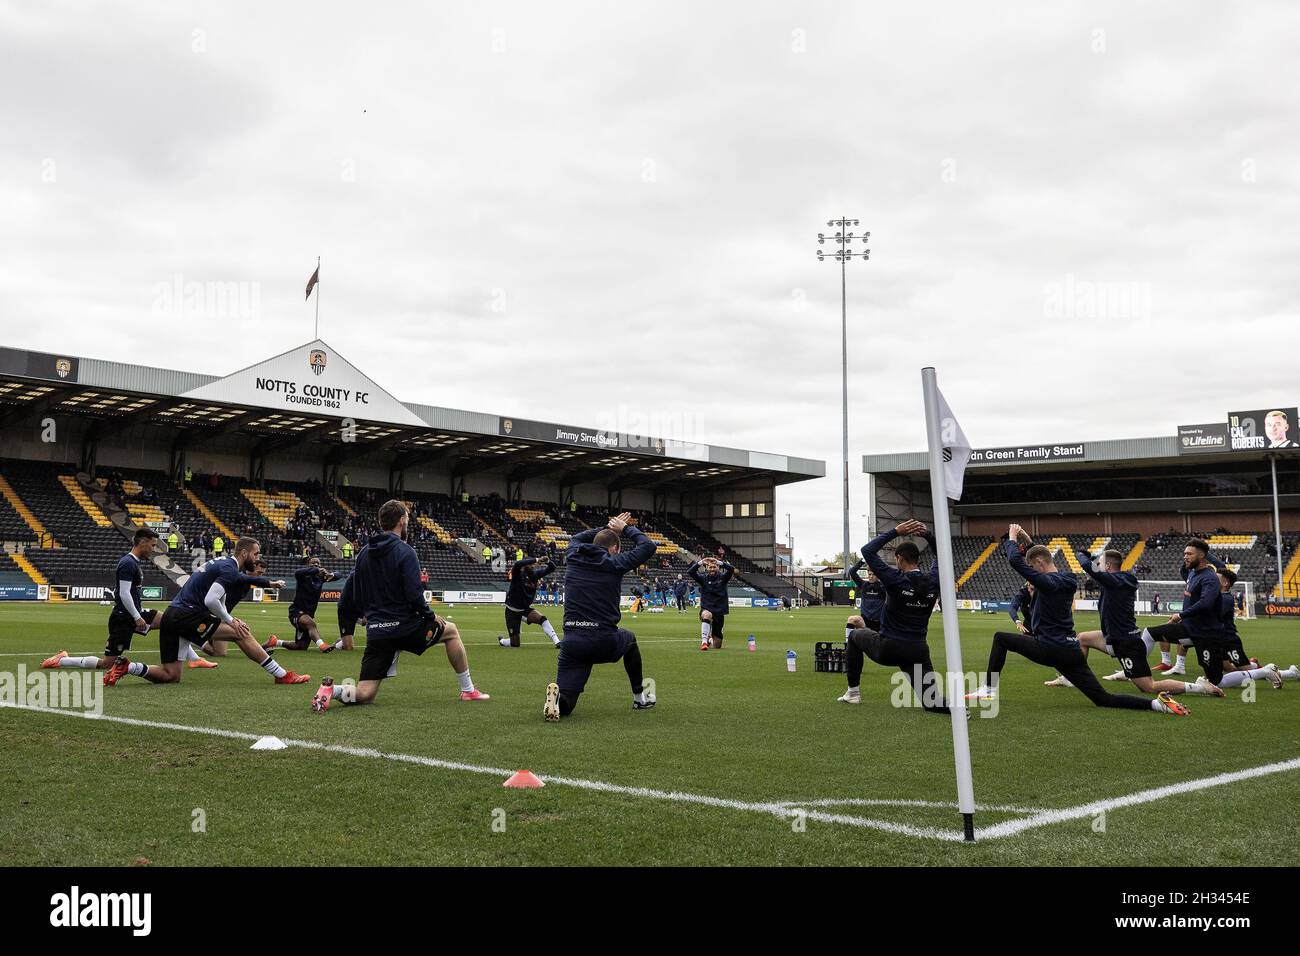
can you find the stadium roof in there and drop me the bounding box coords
[0,343,824,487]
[863,437,1179,477]
[863,431,1298,478]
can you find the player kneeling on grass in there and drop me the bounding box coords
[966,525,1187,716]
[499,554,560,647]
[544,512,657,721]
[313,500,487,711]
[1072,546,1207,699]
[264,556,341,653]
[1126,540,1286,694]
[42,528,166,677]
[1208,568,1292,690]
[690,556,734,649]
[837,519,953,714]
[112,537,310,686]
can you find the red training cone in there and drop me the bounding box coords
[503,770,545,789]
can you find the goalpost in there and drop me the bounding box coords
[1135,580,1255,619]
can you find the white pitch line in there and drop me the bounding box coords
[773,797,1048,815]
[0,702,969,842]
[8,701,1294,844]
[976,757,1300,840]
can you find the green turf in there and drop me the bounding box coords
[0,602,1297,866]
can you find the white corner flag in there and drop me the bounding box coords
[921,367,977,841]
[937,388,971,501]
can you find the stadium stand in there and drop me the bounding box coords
[0,476,38,546]
[0,467,56,547]
[954,532,1141,602]
[1136,529,1283,586]
[6,449,1295,608]
[0,342,824,608]
[0,459,170,591]
[1278,536,1300,599]
[953,536,997,589]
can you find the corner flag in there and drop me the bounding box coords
[937,388,971,501]
[921,367,977,841]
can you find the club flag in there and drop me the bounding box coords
[305,266,319,301]
[938,387,971,500]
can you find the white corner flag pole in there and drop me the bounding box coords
[921,366,977,841]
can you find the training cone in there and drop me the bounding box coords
[503,770,545,789]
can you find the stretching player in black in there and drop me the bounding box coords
[264,556,338,652]
[499,555,560,647]
[41,528,165,676]
[1139,540,1235,689]
[690,557,734,649]
[1209,569,1288,690]
[312,500,487,710]
[544,512,657,720]
[1074,547,1209,699]
[967,525,1187,716]
[845,558,885,638]
[836,520,952,714]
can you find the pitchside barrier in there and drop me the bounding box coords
[0,584,47,601]
[1137,580,1255,619]
[442,591,506,604]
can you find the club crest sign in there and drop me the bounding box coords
[178,342,425,427]
[55,358,72,379]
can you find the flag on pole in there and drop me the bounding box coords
[937,387,971,500]
[305,266,320,301]
[921,368,977,841]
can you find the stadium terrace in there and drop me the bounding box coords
[861,431,1300,612]
[0,341,823,604]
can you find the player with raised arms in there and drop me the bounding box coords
[499,554,560,647]
[690,556,734,650]
[836,519,952,714]
[1072,545,1216,699]
[966,525,1187,716]
[264,556,342,653]
[543,512,657,721]
[844,556,885,644]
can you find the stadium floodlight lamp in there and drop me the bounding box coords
[815,220,871,263]
[815,217,871,570]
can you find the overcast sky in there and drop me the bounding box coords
[2,1,1297,562]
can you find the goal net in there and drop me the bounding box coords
[1135,580,1255,620]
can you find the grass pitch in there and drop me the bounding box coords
[1,601,1297,866]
